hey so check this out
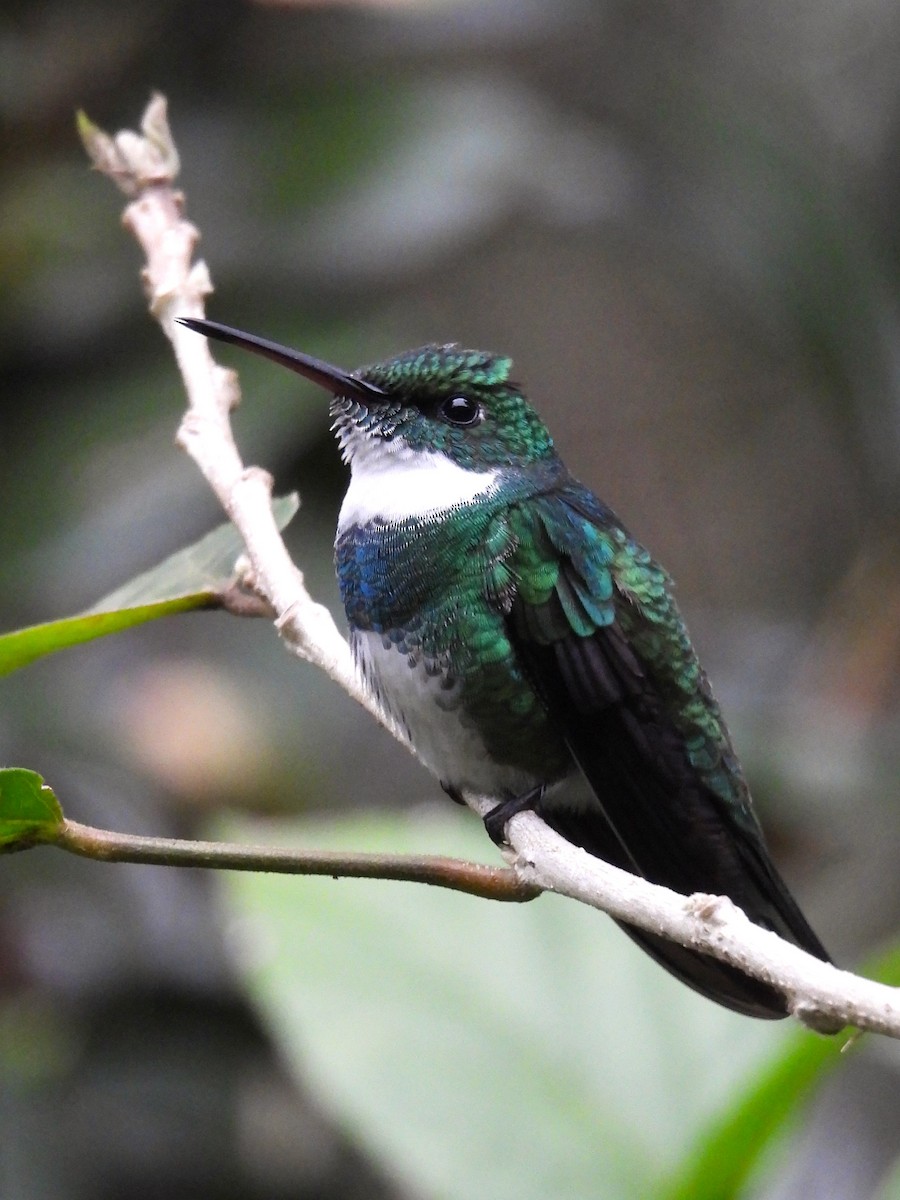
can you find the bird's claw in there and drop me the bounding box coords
[483,785,546,846]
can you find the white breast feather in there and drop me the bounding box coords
[352,630,535,796]
[337,436,498,530]
[339,432,533,796]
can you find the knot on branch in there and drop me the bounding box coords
[686,892,739,926]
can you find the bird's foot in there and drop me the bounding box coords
[440,781,466,806]
[483,785,546,847]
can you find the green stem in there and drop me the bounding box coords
[52,818,540,903]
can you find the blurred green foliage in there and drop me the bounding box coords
[2,2,900,1198]
[222,810,831,1200]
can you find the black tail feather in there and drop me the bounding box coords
[536,798,823,1020]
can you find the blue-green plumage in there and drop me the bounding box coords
[179,317,831,1020]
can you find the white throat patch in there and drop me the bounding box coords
[337,435,499,529]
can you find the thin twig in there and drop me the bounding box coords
[52,819,539,903]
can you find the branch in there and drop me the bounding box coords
[491,808,900,1036]
[80,94,900,1039]
[79,95,396,734]
[51,819,539,903]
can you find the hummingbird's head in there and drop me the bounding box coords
[177,319,555,472]
[348,343,554,470]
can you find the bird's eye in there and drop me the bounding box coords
[440,395,482,426]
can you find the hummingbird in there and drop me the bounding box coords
[178,316,830,1019]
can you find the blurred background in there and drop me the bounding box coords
[2,1,900,1197]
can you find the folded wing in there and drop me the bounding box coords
[500,487,829,1018]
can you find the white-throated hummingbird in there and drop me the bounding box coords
[179,316,830,1018]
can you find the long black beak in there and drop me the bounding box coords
[176,318,387,405]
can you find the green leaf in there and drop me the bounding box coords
[663,944,900,1200]
[0,494,299,676]
[874,1153,900,1200]
[660,1027,838,1200]
[88,493,298,612]
[223,808,800,1200]
[0,768,63,849]
[0,595,215,678]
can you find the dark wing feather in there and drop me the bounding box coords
[504,489,829,1018]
